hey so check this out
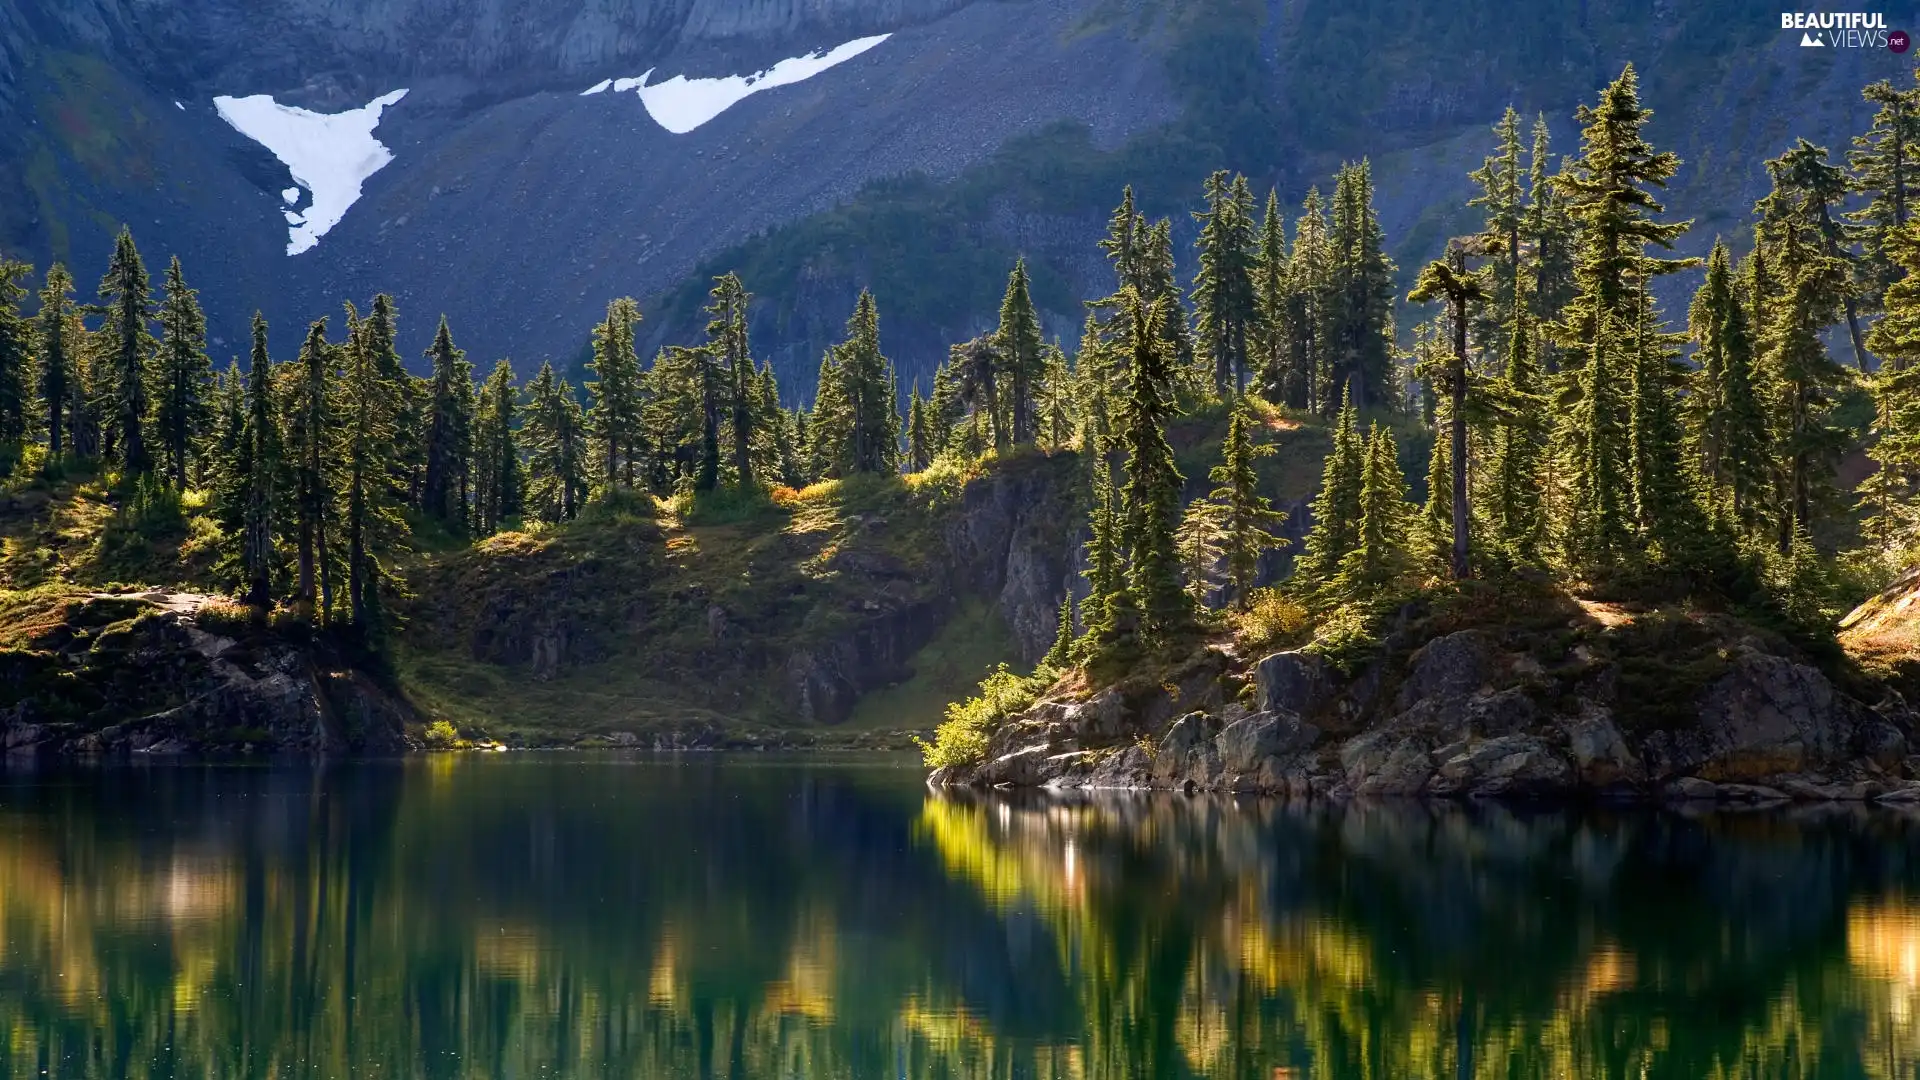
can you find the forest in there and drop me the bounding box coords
[0,65,1916,749]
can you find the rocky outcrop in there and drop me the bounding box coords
[0,591,416,757]
[935,621,1920,804]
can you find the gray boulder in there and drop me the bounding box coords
[1397,630,1496,709]
[1255,650,1334,718]
[1217,710,1321,773]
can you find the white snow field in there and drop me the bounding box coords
[213,89,409,255]
[586,35,889,134]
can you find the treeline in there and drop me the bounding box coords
[4,64,1919,657]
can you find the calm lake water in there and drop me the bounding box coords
[5,755,1920,1078]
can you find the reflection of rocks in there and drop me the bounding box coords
[938,624,1919,803]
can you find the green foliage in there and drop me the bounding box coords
[915,663,1044,769]
[422,718,462,749]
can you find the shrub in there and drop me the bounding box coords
[1230,588,1311,653]
[422,719,461,749]
[193,598,255,638]
[915,663,1044,769]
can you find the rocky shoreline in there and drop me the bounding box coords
[929,620,1920,805]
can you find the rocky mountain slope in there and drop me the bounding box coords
[4,0,1913,393]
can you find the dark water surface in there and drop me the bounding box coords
[5,755,1920,1078]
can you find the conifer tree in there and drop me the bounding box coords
[1525,115,1577,369]
[0,256,32,468]
[1140,219,1196,381]
[233,314,281,610]
[1334,423,1410,601]
[287,319,336,618]
[1042,593,1075,669]
[36,264,75,459]
[822,291,899,475]
[1208,399,1289,608]
[1192,171,1257,395]
[337,303,408,634]
[995,260,1045,443]
[1082,449,1122,639]
[1037,342,1075,451]
[1685,239,1770,529]
[1407,244,1485,579]
[152,256,211,488]
[211,361,244,469]
[97,227,154,474]
[422,316,476,528]
[1116,292,1188,639]
[704,273,755,489]
[1470,107,1526,354]
[473,359,521,534]
[1626,285,1700,557]
[1294,390,1363,594]
[1486,305,1545,559]
[1325,161,1396,410]
[1252,188,1292,402]
[905,383,933,471]
[522,360,588,523]
[1176,495,1228,606]
[1863,219,1920,554]
[1851,76,1920,315]
[1554,64,1693,569]
[1287,188,1334,410]
[1765,138,1869,369]
[1419,418,1453,574]
[586,298,646,491]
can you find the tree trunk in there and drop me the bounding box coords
[1450,295,1470,580]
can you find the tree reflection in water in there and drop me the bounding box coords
[2,756,1919,1078]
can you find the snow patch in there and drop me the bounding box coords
[281,187,301,204]
[173,101,184,111]
[581,78,612,96]
[585,34,889,135]
[212,89,409,256]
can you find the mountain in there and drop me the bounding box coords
[1,0,1911,393]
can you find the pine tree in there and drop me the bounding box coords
[211,362,245,471]
[1042,593,1076,669]
[0,255,33,469]
[287,319,336,618]
[1175,496,1228,606]
[1082,449,1122,640]
[1418,417,1452,574]
[1685,239,1770,530]
[1208,398,1289,608]
[1117,292,1188,640]
[1407,244,1486,579]
[36,264,76,459]
[704,273,755,489]
[586,298,646,491]
[337,303,408,635]
[1765,138,1869,370]
[422,316,476,529]
[1294,389,1363,595]
[152,256,211,488]
[827,291,900,475]
[97,227,154,474]
[1525,115,1577,370]
[1287,187,1334,411]
[995,260,1045,443]
[473,359,521,534]
[1192,171,1257,396]
[522,360,588,524]
[1334,423,1411,601]
[1325,161,1397,410]
[1626,284,1700,559]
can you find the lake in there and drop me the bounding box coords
[4,754,1920,1078]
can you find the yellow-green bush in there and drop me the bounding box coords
[423,719,461,748]
[916,663,1043,769]
[1230,588,1311,653]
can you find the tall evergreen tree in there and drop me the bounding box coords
[1252,188,1293,402]
[1765,138,1869,370]
[1525,115,1577,369]
[287,319,336,618]
[1485,305,1545,559]
[586,298,646,491]
[36,264,76,459]
[1626,285,1700,558]
[1294,389,1364,594]
[1116,292,1188,640]
[422,316,476,529]
[0,255,33,468]
[337,303,408,635]
[995,260,1046,443]
[1407,244,1486,579]
[1470,107,1526,356]
[1864,219,1920,554]
[1191,171,1257,396]
[1334,423,1411,601]
[97,227,154,474]
[152,256,212,488]
[1288,188,1334,410]
[821,291,900,475]
[522,360,588,524]
[1325,160,1397,410]
[1851,75,1920,316]
[473,359,521,534]
[1208,399,1289,608]
[905,383,933,471]
[234,314,281,610]
[704,273,755,489]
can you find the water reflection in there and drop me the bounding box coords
[5,758,1920,1077]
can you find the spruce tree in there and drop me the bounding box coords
[1851,76,1920,316]
[1334,423,1411,602]
[0,255,32,469]
[1525,115,1577,369]
[1175,495,1228,606]
[1325,161,1396,410]
[36,264,75,459]
[473,359,521,534]
[1486,305,1545,560]
[1418,418,1452,575]
[422,317,476,529]
[97,227,155,474]
[1763,138,1868,370]
[1116,292,1188,640]
[522,360,588,523]
[905,383,933,471]
[1252,188,1292,402]
[995,260,1045,443]
[586,298,646,491]
[831,291,900,475]
[1082,448,1122,640]
[1042,593,1076,669]
[1626,285,1700,559]
[1208,399,1289,608]
[1863,219,1920,555]
[1287,188,1333,411]
[152,256,212,488]
[1294,389,1363,595]
[1469,106,1526,356]
[236,314,281,610]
